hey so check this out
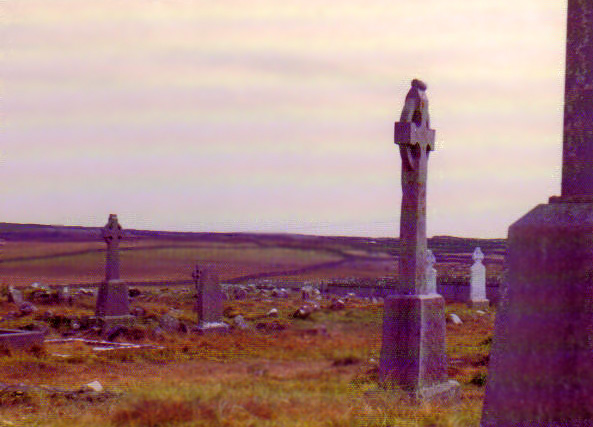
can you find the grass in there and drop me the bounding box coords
[0,291,494,426]
[0,237,496,426]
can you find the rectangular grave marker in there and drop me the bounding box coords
[193,265,229,334]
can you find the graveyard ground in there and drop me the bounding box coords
[0,228,501,426]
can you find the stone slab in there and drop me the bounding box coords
[193,321,230,335]
[194,269,223,324]
[0,329,44,349]
[482,201,593,425]
[379,294,455,399]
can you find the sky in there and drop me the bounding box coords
[2,0,567,238]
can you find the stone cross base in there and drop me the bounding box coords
[379,294,459,403]
[468,299,489,310]
[193,321,230,335]
[92,315,136,337]
[95,280,130,317]
[482,201,593,425]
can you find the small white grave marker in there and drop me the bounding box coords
[469,247,489,309]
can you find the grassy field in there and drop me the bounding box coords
[0,292,492,427]
[0,230,499,426]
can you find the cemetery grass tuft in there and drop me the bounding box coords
[0,236,498,426]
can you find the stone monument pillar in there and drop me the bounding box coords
[468,247,488,309]
[482,2,593,424]
[379,79,458,402]
[192,265,229,334]
[95,214,131,325]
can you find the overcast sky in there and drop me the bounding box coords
[2,0,566,238]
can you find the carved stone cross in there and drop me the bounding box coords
[395,79,436,295]
[102,214,124,281]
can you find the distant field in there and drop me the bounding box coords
[0,224,506,287]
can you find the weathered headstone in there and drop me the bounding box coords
[379,79,458,402]
[426,249,437,294]
[95,215,132,329]
[468,247,488,309]
[482,3,593,424]
[192,265,229,334]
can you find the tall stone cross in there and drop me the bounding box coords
[395,79,435,294]
[102,214,124,281]
[482,2,593,424]
[379,79,458,402]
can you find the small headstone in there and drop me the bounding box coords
[301,286,313,301]
[193,265,229,334]
[469,247,489,309]
[426,249,437,294]
[8,286,23,306]
[57,286,72,305]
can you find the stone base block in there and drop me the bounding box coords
[95,280,129,317]
[468,299,489,310]
[193,321,230,335]
[379,294,455,402]
[0,329,44,349]
[482,201,593,425]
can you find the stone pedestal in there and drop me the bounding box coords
[96,280,129,317]
[379,294,459,402]
[482,201,593,425]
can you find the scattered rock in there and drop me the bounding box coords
[266,308,279,318]
[128,288,141,298]
[448,313,463,325]
[105,326,127,341]
[293,305,315,319]
[476,310,486,315]
[233,315,251,331]
[234,287,247,300]
[255,321,287,332]
[18,301,37,316]
[329,299,345,310]
[85,381,103,393]
[158,314,181,333]
[300,325,328,336]
[130,307,146,317]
